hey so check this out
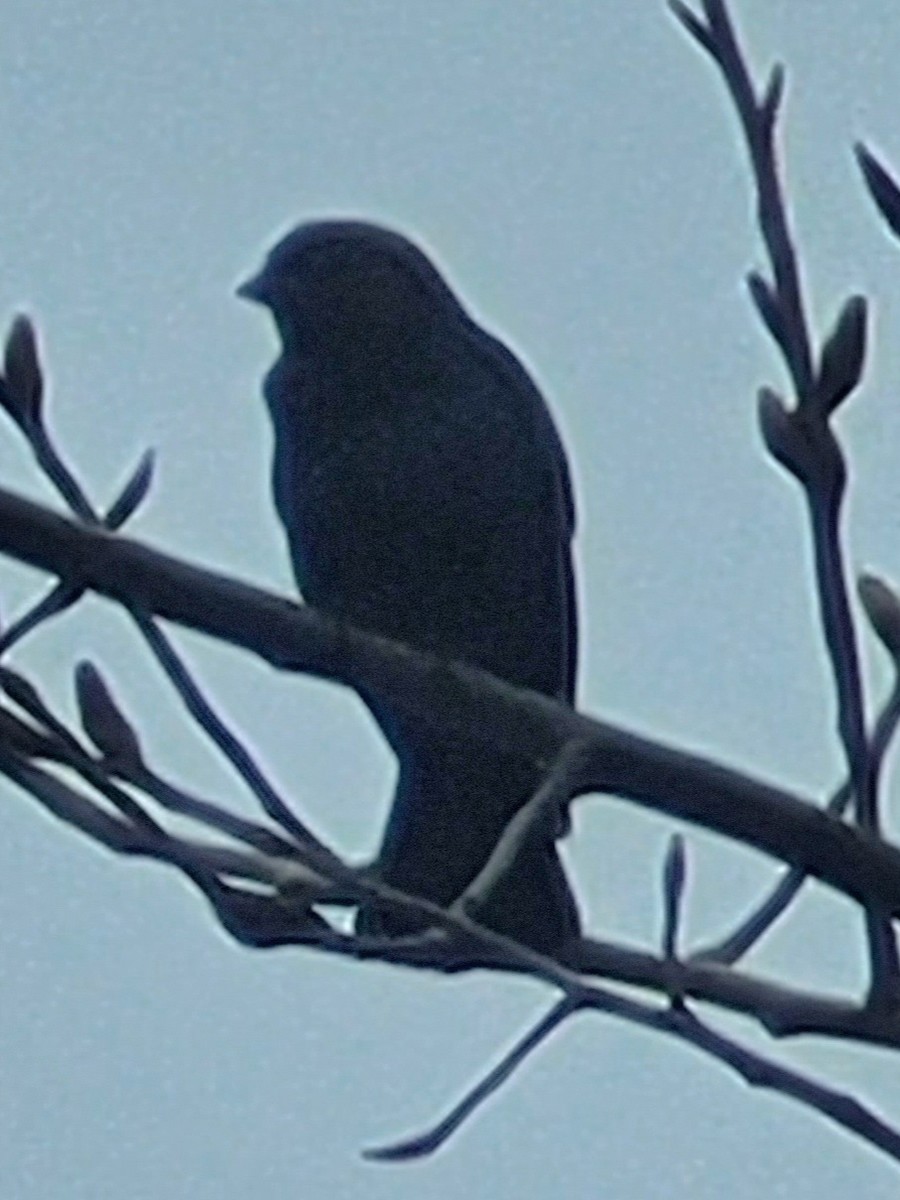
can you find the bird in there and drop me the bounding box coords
[237,220,581,955]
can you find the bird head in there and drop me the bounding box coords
[237,220,465,367]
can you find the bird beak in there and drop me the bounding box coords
[236,270,271,305]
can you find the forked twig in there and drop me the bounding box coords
[673,0,900,1005]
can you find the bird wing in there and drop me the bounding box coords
[464,321,579,704]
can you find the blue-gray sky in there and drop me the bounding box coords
[1,1,899,1195]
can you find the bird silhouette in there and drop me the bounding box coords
[238,220,581,954]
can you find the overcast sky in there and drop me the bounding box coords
[1,1,899,1196]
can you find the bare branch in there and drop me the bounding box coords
[675,0,815,398]
[0,483,898,919]
[131,610,337,862]
[365,997,579,1161]
[454,738,592,926]
[674,0,900,1008]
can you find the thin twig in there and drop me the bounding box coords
[673,0,900,1005]
[369,967,900,1167]
[693,677,900,964]
[0,383,343,875]
[672,0,814,397]
[364,997,580,1160]
[131,610,340,870]
[454,738,593,923]
[127,764,314,861]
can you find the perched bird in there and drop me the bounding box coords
[237,220,581,954]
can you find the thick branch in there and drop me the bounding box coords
[1,485,900,917]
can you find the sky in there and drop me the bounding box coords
[0,0,899,1195]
